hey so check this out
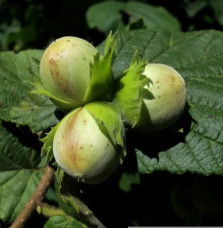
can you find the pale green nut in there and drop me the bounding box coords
[136,63,186,133]
[40,36,99,110]
[53,102,125,184]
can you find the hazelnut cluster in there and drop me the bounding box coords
[38,34,186,184]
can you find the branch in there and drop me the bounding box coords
[9,165,54,228]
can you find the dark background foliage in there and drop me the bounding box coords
[0,0,223,51]
[1,0,223,227]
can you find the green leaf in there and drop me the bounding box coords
[210,0,223,26]
[54,172,102,228]
[0,170,43,223]
[9,93,58,133]
[0,122,40,170]
[113,28,223,176]
[86,1,180,34]
[57,194,80,220]
[0,122,43,223]
[45,187,58,205]
[54,170,79,219]
[0,51,35,121]
[44,215,87,228]
[113,52,147,127]
[119,172,140,192]
[83,32,117,104]
[86,1,125,34]
[41,123,61,164]
[0,50,58,132]
[112,28,172,78]
[55,166,65,185]
[185,1,207,18]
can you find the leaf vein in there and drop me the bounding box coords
[200,33,221,61]
[208,140,223,171]
[149,31,207,62]
[163,151,180,171]
[188,77,223,88]
[175,52,223,72]
[0,170,20,187]
[187,139,207,173]
[193,130,223,146]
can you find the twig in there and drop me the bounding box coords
[37,201,106,228]
[74,197,106,228]
[9,165,54,228]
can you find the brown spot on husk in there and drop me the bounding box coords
[49,58,57,65]
[49,57,75,98]
[64,109,82,169]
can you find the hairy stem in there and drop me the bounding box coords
[38,202,106,228]
[37,203,66,217]
[9,165,54,228]
[74,196,106,228]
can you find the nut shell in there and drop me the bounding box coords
[136,63,186,132]
[40,36,98,110]
[53,105,122,184]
